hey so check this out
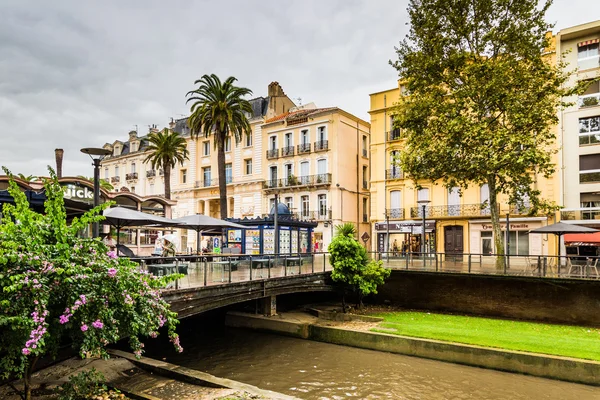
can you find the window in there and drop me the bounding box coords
[104,168,109,179]
[300,161,309,184]
[149,183,154,194]
[448,187,460,216]
[224,136,231,152]
[202,141,211,156]
[203,167,211,187]
[580,154,600,183]
[285,163,293,178]
[390,190,401,209]
[580,81,600,108]
[131,142,137,152]
[317,159,327,175]
[301,130,309,144]
[389,151,401,179]
[285,196,293,210]
[318,194,328,217]
[301,195,310,217]
[480,184,490,214]
[269,198,276,213]
[362,166,368,188]
[579,116,600,145]
[502,231,529,256]
[245,159,252,175]
[180,169,187,184]
[269,166,278,183]
[245,133,252,147]
[578,41,599,70]
[417,187,429,201]
[317,126,327,142]
[225,163,232,184]
[362,135,368,156]
[362,198,368,222]
[269,136,277,151]
[130,163,136,173]
[284,132,292,147]
[115,166,119,177]
[131,186,135,193]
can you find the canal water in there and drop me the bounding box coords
[143,316,600,400]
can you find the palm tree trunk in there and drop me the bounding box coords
[164,163,172,200]
[217,134,228,219]
[488,178,505,270]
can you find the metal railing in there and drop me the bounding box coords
[293,209,332,221]
[266,148,279,159]
[385,208,405,219]
[126,172,138,181]
[282,146,295,157]
[263,173,332,189]
[561,208,600,221]
[146,170,156,178]
[386,169,403,179]
[388,128,401,141]
[111,176,120,183]
[410,204,493,218]
[373,251,600,280]
[297,143,311,154]
[579,93,600,108]
[129,252,332,290]
[314,140,329,151]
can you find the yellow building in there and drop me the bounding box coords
[369,82,556,257]
[261,105,371,250]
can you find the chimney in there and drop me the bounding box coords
[268,81,285,97]
[55,149,64,178]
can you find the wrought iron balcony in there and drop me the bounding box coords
[561,208,600,221]
[111,176,120,184]
[386,169,404,179]
[266,148,279,159]
[297,143,311,154]
[263,173,332,190]
[509,203,534,216]
[388,128,401,141]
[126,172,138,181]
[579,93,600,108]
[314,140,329,151]
[410,203,493,218]
[146,170,156,178]
[282,146,295,157]
[194,177,233,188]
[385,208,405,219]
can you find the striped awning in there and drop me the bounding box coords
[578,38,599,47]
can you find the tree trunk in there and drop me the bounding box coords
[24,355,39,400]
[164,163,171,200]
[488,178,505,271]
[217,133,228,219]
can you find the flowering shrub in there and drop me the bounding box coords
[0,168,181,400]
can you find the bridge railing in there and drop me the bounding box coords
[371,251,600,280]
[129,252,333,290]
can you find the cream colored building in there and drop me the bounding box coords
[554,21,600,240]
[369,81,556,257]
[261,105,371,250]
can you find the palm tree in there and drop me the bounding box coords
[143,129,189,200]
[17,174,38,183]
[186,74,253,219]
[335,223,357,238]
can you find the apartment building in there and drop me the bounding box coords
[369,81,555,257]
[555,20,600,240]
[261,105,371,249]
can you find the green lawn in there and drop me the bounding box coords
[370,311,600,361]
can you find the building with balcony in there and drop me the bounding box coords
[369,81,556,257]
[261,104,371,250]
[555,20,600,249]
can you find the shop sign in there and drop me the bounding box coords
[378,233,386,252]
[62,184,94,204]
[375,222,435,232]
[481,223,529,231]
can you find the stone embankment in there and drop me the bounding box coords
[225,310,600,387]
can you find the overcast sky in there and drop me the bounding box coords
[0,0,595,177]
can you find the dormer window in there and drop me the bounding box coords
[130,142,137,152]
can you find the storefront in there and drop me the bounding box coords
[469,217,548,256]
[374,220,436,254]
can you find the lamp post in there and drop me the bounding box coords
[417,199,431,266]
[273,193,280,255]
[81,147,111,238]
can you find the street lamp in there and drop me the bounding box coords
[81,147,111,238]
[417,199,431,265]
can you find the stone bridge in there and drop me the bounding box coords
[162,271,334,319]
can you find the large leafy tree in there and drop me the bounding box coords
[391,0,582,267]
[186,74,253,219]
[143,129,189,200]
[0,168,181,400]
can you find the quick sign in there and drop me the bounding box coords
[62,184,94,203]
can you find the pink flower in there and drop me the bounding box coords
[22,348,31,355]
[92,320,104,329]
[107,268,117,277]
[107,251,117,259]
[80,324,88,332]
[59,315,69,324]
[79,295,87,304]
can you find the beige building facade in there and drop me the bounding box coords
[369,81,556,257]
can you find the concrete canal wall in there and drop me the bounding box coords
[375,270,600,327]
[225,312,600,386]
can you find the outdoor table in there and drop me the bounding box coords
[148,263,189,276]
[251,258,272,278]
[284,257,302,275]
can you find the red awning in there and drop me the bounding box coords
[564,232,600,244]
[578,38,599,47]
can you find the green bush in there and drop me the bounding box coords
[58,369,127,400]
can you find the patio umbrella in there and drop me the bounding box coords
[172,214,246,254]
[102,207,177,248]
[529,222,599,257]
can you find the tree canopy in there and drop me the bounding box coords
[143,129,189,200]
[391,0,582,263]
